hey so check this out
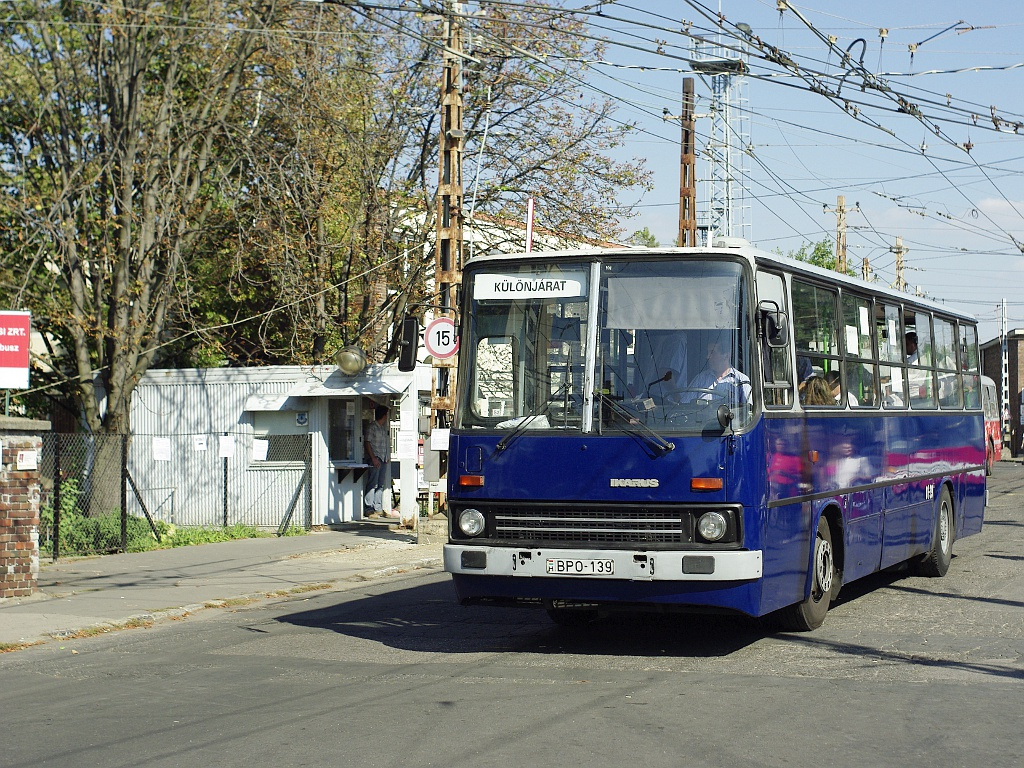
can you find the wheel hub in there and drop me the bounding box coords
[815,537,834,596]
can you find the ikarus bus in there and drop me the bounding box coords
[421,240,986,630]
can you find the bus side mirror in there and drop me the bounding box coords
[758,301,789,349]
[397,315,419,371]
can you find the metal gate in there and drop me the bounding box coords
[39,433,313,559]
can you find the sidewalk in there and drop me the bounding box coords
[0,524,445,650]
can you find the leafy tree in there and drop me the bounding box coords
[0,0,282,433]
[161,2,652,367]
[628,227,659,248]
[779,239,857,277]
[0,1,651,430]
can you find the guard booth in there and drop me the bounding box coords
[128,364,422,527]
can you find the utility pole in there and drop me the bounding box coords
[891,235,908,292]
[861,256,871,282]
[1001,298,1010,439]
[432,1,465,431]
[678,77,697,247]
[824,195,859,274]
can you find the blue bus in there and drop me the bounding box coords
[437,240,986,630]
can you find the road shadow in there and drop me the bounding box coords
[274,577,765,658]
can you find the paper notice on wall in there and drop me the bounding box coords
[218,435,235,458]
[193,435,208,452]
[394,431,417,460]
[152,437,172,462]
[430,428,450,451]
[16,450,37,470]
[252,438,269,462]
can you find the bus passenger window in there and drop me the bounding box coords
[960,323,982,409]
[841,293,878,407]
[793,279,841,408]
[934,317,962,409]
[905,311,936,409]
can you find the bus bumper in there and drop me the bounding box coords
[443,544,762,581]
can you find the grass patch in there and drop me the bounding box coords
[0,641,43,653]
[39,492,310,558]
[63,616,154,639]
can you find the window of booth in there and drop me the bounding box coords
[328,399,357,461]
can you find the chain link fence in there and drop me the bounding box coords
[39,433,312,559]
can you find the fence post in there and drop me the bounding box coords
[223,453,229,528]
[305,432,313,529]
[120,434,128,552]
[53,435,61,561]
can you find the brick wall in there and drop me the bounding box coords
[1,434,41,599]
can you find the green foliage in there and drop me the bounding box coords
[2,2,652,426]
[778,238,857,277]
[39,479,307,556]
[628,227,659,248]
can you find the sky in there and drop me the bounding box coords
[548,0,1024,343]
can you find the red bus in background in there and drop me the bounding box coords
[980,376,1002,475]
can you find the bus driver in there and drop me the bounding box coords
[685,336,751,404]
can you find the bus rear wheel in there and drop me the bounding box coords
[772,516,837,632]
[915,487,953,577]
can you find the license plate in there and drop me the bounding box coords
[545,558,615,576]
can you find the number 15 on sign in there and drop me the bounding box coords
[424,317,459,360]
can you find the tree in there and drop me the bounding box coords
[780,239,857,277]
[628,227,659,248]
[166,2,652,367]
[0,0,281,433]
[0,1,651,431]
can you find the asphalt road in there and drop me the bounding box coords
[3,464,1023,768]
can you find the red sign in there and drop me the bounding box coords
[0,311,31,389]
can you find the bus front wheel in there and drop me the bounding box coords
[772,516,837,632]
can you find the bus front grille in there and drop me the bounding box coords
[490,506,691,545]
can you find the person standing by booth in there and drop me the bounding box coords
[363,404,393,518]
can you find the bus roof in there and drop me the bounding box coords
[464,241,977,324]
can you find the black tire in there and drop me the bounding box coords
[771,516,838,632]
[915,487,953,577]
[986,439,994,476]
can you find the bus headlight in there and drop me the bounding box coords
[458,508,486,537]
[697,511,728,542]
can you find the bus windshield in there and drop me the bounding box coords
[597,259,755,432]
[457,257,755,434]
[458,262,592,431]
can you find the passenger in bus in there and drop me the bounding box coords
[685,337,751,403]
[800,375,833,406]
[825,370,858,406]
[796,355,817,400]
[880,371,905,407]
[905,332,919,365]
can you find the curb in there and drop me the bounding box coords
[4,554,446,652]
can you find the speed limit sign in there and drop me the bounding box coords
[424,317,459,359]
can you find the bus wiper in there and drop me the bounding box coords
[594,390,675,454]
[496,383,569,451]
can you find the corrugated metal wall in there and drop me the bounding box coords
[128,373,311,529]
